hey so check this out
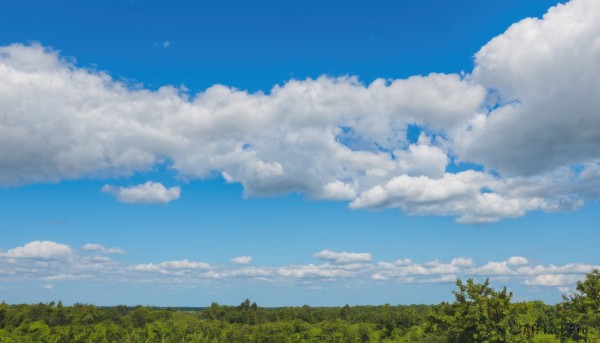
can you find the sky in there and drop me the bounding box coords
[1,0,599,307]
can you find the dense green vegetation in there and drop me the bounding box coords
[1,270,598,342]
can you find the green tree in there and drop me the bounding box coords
[561,269,600,325]
[427,278,514,342]
[558,269,600,341]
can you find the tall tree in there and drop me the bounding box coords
[558,269,600,340]
[427,278,514,342]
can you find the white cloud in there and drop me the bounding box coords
[0,44,482,192]
[314,249,373,264]
[372,273,389,281]
[506,256,528,266]
[0,240,597,291]
[159,259,211,270]
[394,258,413,265]
[451,257,474,267]
[81,243,125,255]
[321,181,357,200]
[228,267,270,277]
[419,274,458,284]
[231,256,253,265]
[163,41,171,48]
[1,0,600,222]
[372,260,461,281]
[0,241,72,259]
[101,181,180,204]
[455,0,600,176]
[349,171,542,223]
[131,263,164,273]
[276,264,356,279]
[0,43,487,220]
[43,284,53,290]
[525,274,584,287]
[516,263,599,275]
[468,262,516,276]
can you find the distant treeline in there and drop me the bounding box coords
[1,270,598,342]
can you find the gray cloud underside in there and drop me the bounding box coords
[1,0,599,222]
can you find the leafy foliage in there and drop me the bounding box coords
[0,270,598,342]
[426,278,515,342]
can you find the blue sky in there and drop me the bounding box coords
[1,0,600,306]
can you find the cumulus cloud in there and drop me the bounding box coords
[81,243,125,255]
[516,263,598,276]
[506,256,528,266]
[101,182,181,204]
[0,241,598,291]
[314,249,373,264]
[0,42,487,220]
[455,0,600,177]
[451,257,474,267]
[1,0,600,222]
[0,241,72,259]
[468,262,517,276]
[524,274,584,287]
[231,256,253,265]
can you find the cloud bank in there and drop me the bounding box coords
[1,0,599,222]
[0,242,596,293]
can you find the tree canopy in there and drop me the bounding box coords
[0,270,598,342]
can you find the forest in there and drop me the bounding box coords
[0,270,598,342]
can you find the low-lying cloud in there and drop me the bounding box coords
[0,242,596,293]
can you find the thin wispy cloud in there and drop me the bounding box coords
[314,249,373,264]
[81,244,125,255]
